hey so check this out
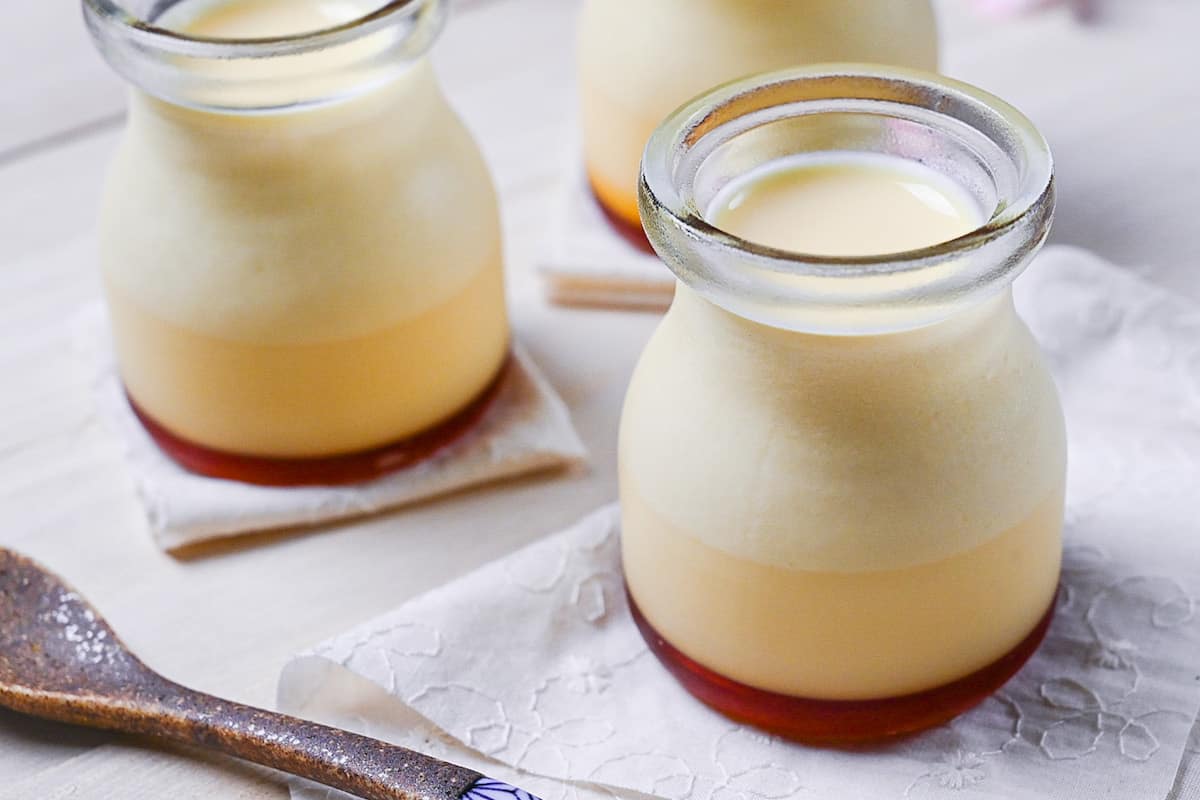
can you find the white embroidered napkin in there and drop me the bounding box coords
[75,304,588,551]
[278,246,1200,800]
[538,165,674,311]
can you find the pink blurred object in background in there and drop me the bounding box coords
[973,0,1096,20]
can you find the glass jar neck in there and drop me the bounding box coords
[83,0,445,112]
[127,57,438,137]
[640,65,1054,336]
[671,281,1019,363]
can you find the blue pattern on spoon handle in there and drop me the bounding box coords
[462,777,543,800]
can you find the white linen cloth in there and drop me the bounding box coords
[75,304,587,551]
[538,166,674,311]
[279,247,1200,800]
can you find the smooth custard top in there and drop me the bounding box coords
[158,0,384,36]
[709,154,983,257]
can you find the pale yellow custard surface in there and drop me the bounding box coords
[711,154,981,256]
[619,158,1066,701]
[577,0,939,227]
[164,0,381,37]
[100,0,508,458]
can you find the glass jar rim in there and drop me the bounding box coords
[83,0,446,112]
[638,63,1056,333]
[82,0,435,58]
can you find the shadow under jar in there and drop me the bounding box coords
[84,0,510,485]
[621,65,1065,742]
[577,0,939,250]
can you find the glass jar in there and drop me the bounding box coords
[83,0,509,485]
[577,0,939,245]
[622,65,1064,741]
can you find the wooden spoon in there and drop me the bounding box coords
[0,547,539,800]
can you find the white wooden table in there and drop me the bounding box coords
[0,1,1196,796]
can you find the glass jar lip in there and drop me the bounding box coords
[82,0,435,59]
[639,62,1054,280]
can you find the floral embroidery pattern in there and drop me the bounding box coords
[1037,678,1179,762]
[903,693,1023,796]
[1029,570,1196,765]
[926,751,987,790]
[557,656,613,695]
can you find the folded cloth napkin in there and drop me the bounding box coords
[279,246,1200,800]
[74,304,587,551]
[538,164,674,311]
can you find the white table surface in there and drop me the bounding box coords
[0,0,1197,796]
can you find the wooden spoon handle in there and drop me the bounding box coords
[169,684,486,799]
[55,675,530,800]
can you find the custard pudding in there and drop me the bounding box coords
[622,137,1064,727]
[578,0,939,233]
[621,283,1066,700]
[98,0,509,464]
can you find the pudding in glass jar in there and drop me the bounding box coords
[84,0,509,484]
[621,65,1064,740]
[577,0,940,244]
